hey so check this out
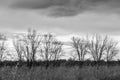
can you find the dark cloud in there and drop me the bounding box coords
[11,0,69,9]
[2,0,120,16]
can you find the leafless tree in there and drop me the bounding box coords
[71,37,89,61]
[50,41,63,60]
[13,38,24,62]
[40,34,63,61]
[87,35,108,61]
[0,33,7,61]
[105,40,119,61]
[18,29,42,63]
[0,40,6,61]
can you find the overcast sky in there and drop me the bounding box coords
[0,0,120,37]
[1,0,120,60]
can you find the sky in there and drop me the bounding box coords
[0,0,120,36]
[1,0,120,60]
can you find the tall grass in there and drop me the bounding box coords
[0,66,120,80]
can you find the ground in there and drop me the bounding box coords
[0,65,120,80]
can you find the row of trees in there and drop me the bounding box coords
[71,35,119,61]
[13,29,63,63]
[0,29,119,63]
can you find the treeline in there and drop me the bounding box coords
[0,60,120,67]
[0,28,119,67]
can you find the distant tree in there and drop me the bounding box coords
[87,35,108,61]
[13,38,24,62]
[105,40,119,61]
[0,33,7,61]
[17,29,42,65]
[0,40,6,61]
[71,37,89,61]
[40,34,63,61]
[51,40,63,60]
[87,34,119,61]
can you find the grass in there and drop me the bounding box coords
[0,66,120,80]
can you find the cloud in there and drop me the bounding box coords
[11,0,69,9]
[0,0,120,37]
[1,0,120,17]
[10,0,108,9]
[7,0,120,17]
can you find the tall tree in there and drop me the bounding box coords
[17,29,42,64]
[88,35,108,61]
[71,37,89,61]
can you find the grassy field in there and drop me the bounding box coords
[0,65,120,80]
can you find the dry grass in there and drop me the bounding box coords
[0,66,120,80]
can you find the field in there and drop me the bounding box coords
[0,63,120,80]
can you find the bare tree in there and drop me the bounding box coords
[0,40,6,61]
[0,33,7,61]
[88,35,108,61]
[105,40,119,61]
[71,37,89,61]
[50,40,63,60]
[13,38,24,62]
[18,29,42,64]
[40,34,63,61]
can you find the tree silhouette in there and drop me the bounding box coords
[40,34,63,61]
[71,37,89,61]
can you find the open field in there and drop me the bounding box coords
[0,62,120,80]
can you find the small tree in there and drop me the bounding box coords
[0,40,6,61]
[50,40,63,60]
[13,38,24,62]
[71,37,89,61]
[40,34,63,61]
[105,40,119,61]
[0,33,7,61]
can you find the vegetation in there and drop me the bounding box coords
[0,63,120,80]
[0,29,120,80]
